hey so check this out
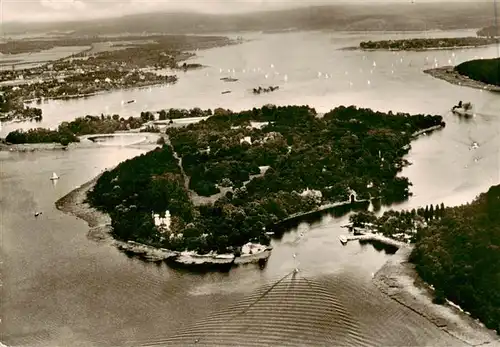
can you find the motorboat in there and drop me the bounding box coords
[339,235,348,245]
[50,172,59,180]
[221,90,232,94]
[451,101,474,117]
[220,77,238,82]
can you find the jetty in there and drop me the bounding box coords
[339,231,405,248]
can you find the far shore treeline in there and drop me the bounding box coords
[359,37,498,51]
[86,104,443,255]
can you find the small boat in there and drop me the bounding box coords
[126,100,136,104]
[339,235,348,245]
[34,212,42,217]
[451,101,474,117]
[220,77,238,82]
[221,90,231,94]
[50,172,59,180]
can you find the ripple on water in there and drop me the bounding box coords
[135,270,465,347]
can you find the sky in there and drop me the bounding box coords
[0,0,492,23]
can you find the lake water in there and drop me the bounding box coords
[1,30,499,346]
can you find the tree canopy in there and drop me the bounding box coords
[411,186,500,333]
[88,105,443,255]
[455,58,500,87]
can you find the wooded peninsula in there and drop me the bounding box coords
[86,105,444,256]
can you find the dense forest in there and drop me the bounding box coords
[157,107,212,120]
[5,127,79,145]
[88,105,444,254]
[168,105,443,202]
[5,114,147,144]
[411,185,500,334]
[455,58,500,87]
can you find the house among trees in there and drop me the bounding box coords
[152,210,171,233]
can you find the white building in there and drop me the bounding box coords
[152,210,171,232]
[347,188,358,203]
[240,136,252,145]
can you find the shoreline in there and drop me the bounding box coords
[424,66,500,92]
[55,175,272,266]
[411,123,445,138]
[373,246,499,346]
[22,79,178,105]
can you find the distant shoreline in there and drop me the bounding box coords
[424,66,500,92]
[373,246,499,346]
[356,37,499,52]
[342,44,497,52]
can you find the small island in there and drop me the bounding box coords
[72,105,445,268]
[348,185,500,336]
[424,57,500,92]
[252,86,279,94]
[359,37,499,51]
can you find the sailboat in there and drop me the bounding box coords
[50,172,59,180]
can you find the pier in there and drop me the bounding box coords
[340,232,405,248]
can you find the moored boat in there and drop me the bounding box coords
[339,235,348,245]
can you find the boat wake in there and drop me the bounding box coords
[128,268,461,347]
[137,270,368,347]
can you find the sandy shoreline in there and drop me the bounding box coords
[424,66,500,92]
[55,174,114,243]
[373,246,500,346]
